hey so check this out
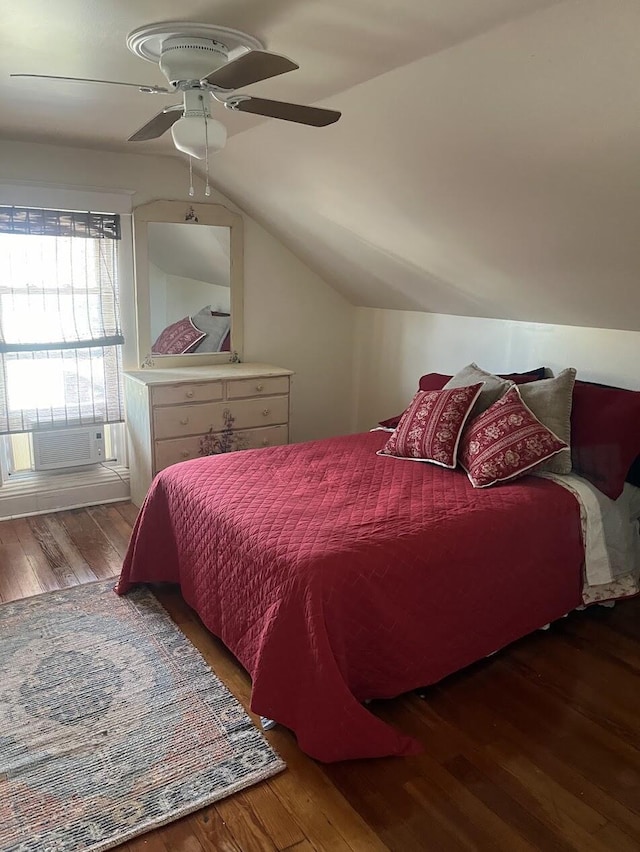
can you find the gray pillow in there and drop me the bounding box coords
[444,363,513,419]
[191,306,231,353]
[518,368,576,474]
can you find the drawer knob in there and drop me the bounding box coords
[262,439,270,446]
[256,384,264,392]
[180,417,189,425]
[185,390,194,399]
[262,408,270,417]
[181,450,189,458]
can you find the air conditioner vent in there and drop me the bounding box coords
[32,426,105,471]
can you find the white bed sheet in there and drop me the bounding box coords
[535,472,640,604]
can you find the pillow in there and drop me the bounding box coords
[627,455,640,489]
[444,363,513,419]
[379,367,546,429]
[459,385,568,488]
[151,317,206,355]
[418,373,451,391]
[378,384,483,468]
[571,381,640,499]
[191,305,231,353]
[418,367,546,392]
[499,367,547,384]
[378,374,448,428]
[517,368,576,474]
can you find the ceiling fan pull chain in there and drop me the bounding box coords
[203,97,211,197]
[188,156,195,198]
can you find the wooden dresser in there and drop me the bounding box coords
[125,363,293,506]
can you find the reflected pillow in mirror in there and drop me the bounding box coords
[152,317,206,355]
[191,305,231,353]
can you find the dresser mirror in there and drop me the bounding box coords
[133,200,243,368]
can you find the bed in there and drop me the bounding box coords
[116,428,640,762]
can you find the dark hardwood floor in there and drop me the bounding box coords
[1,502,640,851]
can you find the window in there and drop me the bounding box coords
[0,206,125,434]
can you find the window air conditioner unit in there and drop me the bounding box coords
[32,425,106,471]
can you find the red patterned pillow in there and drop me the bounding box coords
[459,385,568,488]
[378,383,483,468]
[152,317,206,355]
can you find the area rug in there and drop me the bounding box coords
[0,581,285,852]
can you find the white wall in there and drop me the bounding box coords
[353,308,640,431]
[243,222,354,443]
[0,140,355,442]
[164,276,230,326]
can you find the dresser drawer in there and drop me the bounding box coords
[241,424,289,450]
[152,381,223,407]
[155,436,202,471]
[153,395,290,440]
[154,424,289,472]
[226,375,290,399]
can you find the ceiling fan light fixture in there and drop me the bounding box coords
[170,114,227,159]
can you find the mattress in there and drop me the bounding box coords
[117,430,587,761]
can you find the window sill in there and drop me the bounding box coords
[0,464,130,519]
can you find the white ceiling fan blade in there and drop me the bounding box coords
[225,96,341,127]
[128,107,183,142]
[202,51,298,90]
[10,74,171,94]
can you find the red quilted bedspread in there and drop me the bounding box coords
[117,431,585,761]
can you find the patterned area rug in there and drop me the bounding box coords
[0,581,285,852]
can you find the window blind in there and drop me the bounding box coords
[0,205,125,433]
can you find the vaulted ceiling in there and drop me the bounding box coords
[2,0,639,330]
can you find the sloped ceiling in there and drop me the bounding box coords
[1,0,639,330]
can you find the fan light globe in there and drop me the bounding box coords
[171,115,227,159]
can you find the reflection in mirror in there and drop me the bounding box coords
[148,223,231,356]
[133,200,243,367]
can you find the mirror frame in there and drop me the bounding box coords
[132,199,244,368]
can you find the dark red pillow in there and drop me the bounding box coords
[418,373,451,391]
[380,368,547,429]
[571,380,640,499]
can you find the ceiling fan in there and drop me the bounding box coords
[10,22,341,161]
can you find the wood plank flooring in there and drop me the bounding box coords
[1,503,639,851]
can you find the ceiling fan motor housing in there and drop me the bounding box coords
[158,37,228,85]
